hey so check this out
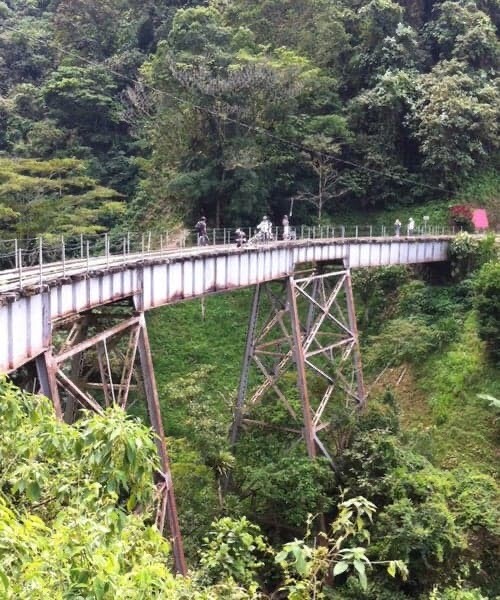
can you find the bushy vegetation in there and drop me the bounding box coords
[0,377,183,598]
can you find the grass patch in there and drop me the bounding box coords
[412,314,499,476]
[147,289,253,437]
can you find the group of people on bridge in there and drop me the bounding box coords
[394,217,415,237]
[196,214,422,247]
[195,215,296,247]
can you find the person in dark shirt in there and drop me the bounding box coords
[195,217,208,245]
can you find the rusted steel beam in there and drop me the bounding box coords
[252,354,298,419]
[55,316,140,364]
[137,315,186,576]
[96,342,113,407]
[312,385,334,428]
[35,351,62,419]
[86,382,138,391]
[117,325,140,408]
[102,339,116,405]
[288,276,317,459]
[344,271,366,407]
[65,318,89,424]
[230,284,261,446]
[249,350,293,406]
[55,369,104,415]
[305,338,353,358]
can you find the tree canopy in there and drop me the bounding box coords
[0,0,497,232]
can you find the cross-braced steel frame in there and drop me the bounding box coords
[32,302,187,575]
[231,263,366,464]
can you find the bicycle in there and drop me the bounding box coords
[248,230,275,244]
[197,233,209,246]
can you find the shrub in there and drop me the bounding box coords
[199,516,270,590]
[474,261,500,363]
[365,317,438,369]
[449,205,474,233]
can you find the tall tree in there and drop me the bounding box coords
[0,157,124,239]
[134,5,324,227]
[410,59,499,187]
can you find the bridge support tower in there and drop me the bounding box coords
[20,299,186,575]
[231,262,366,465]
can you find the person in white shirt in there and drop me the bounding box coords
[407,217,415,236]
[257,215,272,240]
[282,215,290,240]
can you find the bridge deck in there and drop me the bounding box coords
[0,236,451,373]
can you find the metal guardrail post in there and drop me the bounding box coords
[39,237,43,287]
[105,233,109,267]
[141,233,145,255]
[369,225,373,237]
[127,232,131,254]
[86,240,90,273]
[341,226,345,238]
[14,239,18,269]
[147,231,151,252]
[355,226,358,238]
[62,236,66,277]
[123,237,127,258]
[80,234,84,259]
[17,248,23,288]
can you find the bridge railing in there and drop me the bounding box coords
[0,224,459,289]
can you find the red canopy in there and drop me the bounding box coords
[472,209,489,230]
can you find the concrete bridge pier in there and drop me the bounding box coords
[230,263,366,466]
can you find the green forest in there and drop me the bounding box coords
[0,0,499,233]
[0,0,499,598]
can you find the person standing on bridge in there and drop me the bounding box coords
[282,215,290,240]
[196,216,208,246]
[394,219,401,236]
[257,215,272,241]
[407,217,415,236]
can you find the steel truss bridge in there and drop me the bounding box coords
[0,232,453,574]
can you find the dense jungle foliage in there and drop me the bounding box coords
[0,0,499,598]
[0,0,498,235]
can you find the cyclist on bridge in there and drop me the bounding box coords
[256,215,272,241]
